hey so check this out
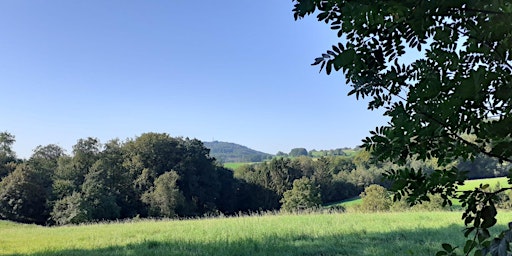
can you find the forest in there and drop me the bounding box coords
[0,131,508,226]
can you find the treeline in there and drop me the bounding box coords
[1,133,247,225]
[233,153,384,207]
[0,132,384,225]
[0,131,508,225]
[276,147,349,158]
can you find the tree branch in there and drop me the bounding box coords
[463,7,506,15]
[378,86,512,163]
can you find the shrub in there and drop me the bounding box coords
[359,184,391,212]
[281,177,321,212]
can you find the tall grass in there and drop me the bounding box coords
[2,212,511,256]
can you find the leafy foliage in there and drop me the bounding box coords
[293,0,512,254]
[0,131,18,179]
[281,177,321,212]
[359,184,391,212]
[142,171,184,218]
[0,164,50,224]
[289,148,308,157]
[50,192,90,225]
[0,130,509,230]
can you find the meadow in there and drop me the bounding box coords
[2,211,512,256]
[334,177,510,208]
[223,162,252,170]
[457,176,508,191]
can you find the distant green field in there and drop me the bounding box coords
[328,197,362,208]
[223,162,252,170]
[342,149,359,157]
[3,212,511,256]
[332,177,510,209]
[309,149,359,158]
[457,177,508,191]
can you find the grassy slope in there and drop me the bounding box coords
[457,177,508,191]
[336,177,510,208]
[2,212,511,256]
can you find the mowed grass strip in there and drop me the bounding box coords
[2,212,511,256]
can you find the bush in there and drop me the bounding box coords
[50,192,90,225]
[281,177,321,212]
[359,184,391,212]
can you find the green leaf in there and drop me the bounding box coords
[481,217,497,229]
[326,59,332,75]
[442,243,453,252]
[464,240,476,253]
[464,227,476,237]
[332,49,355,69]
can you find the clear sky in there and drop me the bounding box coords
[0,1,387,159]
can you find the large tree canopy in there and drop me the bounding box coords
[292,0,512,254]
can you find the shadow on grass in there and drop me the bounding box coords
[7,224,505,256]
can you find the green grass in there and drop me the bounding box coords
[342,149,359,157]
[331,177,510,209]
[223,162,252,170]
[3,211,511,256]
[458,177,508,191]
[327,197,362,208]
[448,177,508,207]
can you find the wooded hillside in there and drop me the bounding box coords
[203,141,272,163]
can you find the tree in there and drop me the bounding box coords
[233,164,281,210]
[123,133,226,216]
[80,160,122,221]
[293,1,512,254]
[359,184,391,212]
[53,138,101,194]
[0,132,17,179]
[0,164,50,224]
[268,158,302,196]
[281,177,321,212]
[289,148,308,157]
[0,131,16,159]
[50,192,90,225]
[142,170,184,218]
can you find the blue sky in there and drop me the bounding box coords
[0,1,387,158]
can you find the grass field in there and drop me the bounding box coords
[2,212,511,256]
[223,162,252,170]
[328,196,362,208]
[335,177,510,208]
[457,177,508,191]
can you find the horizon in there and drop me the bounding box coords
[7,134,362,160]
[1,1,388,159]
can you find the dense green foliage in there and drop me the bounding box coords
[281,177,321,212]
[292,0,512,254]
[309,148,347,157]
[0,133,245,225]
[4,212,508,256]
[203,141,272,163]
[289,147,308,157]
[1,131,509,226]
[358,184,391,212]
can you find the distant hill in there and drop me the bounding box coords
[203,141,272,163]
